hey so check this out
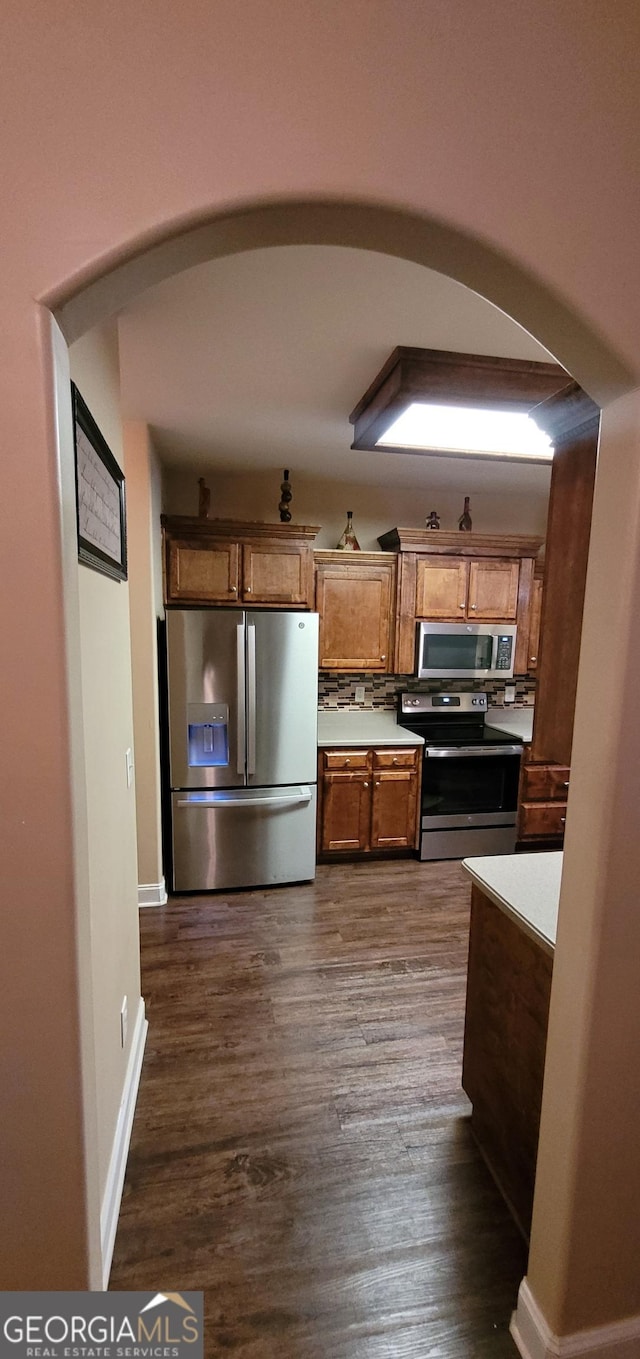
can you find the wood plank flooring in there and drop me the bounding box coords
[110,860,525,1357]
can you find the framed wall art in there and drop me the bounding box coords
[71,382,127,581]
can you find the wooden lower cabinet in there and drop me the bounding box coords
[318,745,421,857]
[463,884,553,1239]
[518,760,570,848]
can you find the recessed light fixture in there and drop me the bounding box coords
[377,402,554,460]
[349,347,569,463]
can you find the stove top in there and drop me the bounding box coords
[397,691,524,750]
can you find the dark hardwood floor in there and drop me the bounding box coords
[110,860,525,1357]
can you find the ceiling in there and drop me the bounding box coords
[118,244,557,496]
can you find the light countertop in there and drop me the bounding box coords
[486,706,534,743]
[463,851,562,956]
[317,709,425,747]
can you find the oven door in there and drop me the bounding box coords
[422,744,522,826]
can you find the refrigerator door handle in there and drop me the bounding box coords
[247,622,257,775]
[236,623,246,774]
[177,787,313,809]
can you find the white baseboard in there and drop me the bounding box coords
[138,878,167,907]
[511,1278,640,1359]
[100,996,148,1288]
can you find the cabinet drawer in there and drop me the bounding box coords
[373,747,419,769]
[322,749,371,771]
[521,764,571,801]
[520,801,567,838]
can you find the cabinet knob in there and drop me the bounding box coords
[344,758,350,765]
[246,586,252,592]
[530,655,537,662]
[363,781,369,788]
[458,603,465,609]
[560,816,566,824]
[392,757,398,765]
[375,781,380,787]
[380,654,386,661]
[563,780,570,787]
[231,585,237,593]
[470,603,477,610]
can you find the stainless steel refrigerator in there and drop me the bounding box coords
[166,609,319,891]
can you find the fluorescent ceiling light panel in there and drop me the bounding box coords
[376,402,554,460]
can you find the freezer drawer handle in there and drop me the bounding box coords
[177,789,313,809]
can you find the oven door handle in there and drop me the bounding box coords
[425,745,523,758]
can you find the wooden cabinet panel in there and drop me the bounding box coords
[316,558,395,671]
[373,748,418,769]
[463,885,553,1238]
[519,801,567,839]
[527,576,543,672]
[371,769,419,849]
[318,743,420,857]
[320,772,371,852]
[323,749,371,771]
[243,543,313,604]
[167,538,240,602]
[468,559,519,620]
[521,763,570,801]
[415,556,468,619]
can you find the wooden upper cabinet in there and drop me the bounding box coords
[468,559,519,620]
[415,554,519,622]
[162,517,319,607]
[527,576,543,671]
[166,537,240,603]
[315,553,395,671]
[242,542,313,604]
[415,557,468,619]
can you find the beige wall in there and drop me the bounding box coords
[1,1,640,1337]
[163,465,548,548]
[125,422,165,890]
[68,326,142,1201]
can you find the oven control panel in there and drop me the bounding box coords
[400,692,488,714]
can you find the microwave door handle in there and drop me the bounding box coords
[236,624,246,774]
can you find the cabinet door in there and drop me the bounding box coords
[370,762,419,850]
[316,562,394,670]
[415,556,468,619]
[320,771,371,852]
[527,576,543,671]
[468,559,519,621]
[243,543,313,605]
[166,538,240,603]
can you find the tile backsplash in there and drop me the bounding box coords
[318,672,536,710]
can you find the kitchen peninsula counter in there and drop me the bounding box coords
[317,710,425,748]
[461,850,562,1239]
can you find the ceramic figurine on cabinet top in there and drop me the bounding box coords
[458,496,473,531]
[278,468,292,522]
[425,510,441,530]
[336,510,361,550]
[198,477,211,518]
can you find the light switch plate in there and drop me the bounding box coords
[504,684,516,704]
[355,685,366,703]
[125,748,134,787]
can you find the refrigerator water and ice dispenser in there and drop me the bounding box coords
[187,703,230,768]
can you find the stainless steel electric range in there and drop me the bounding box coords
[397,691,523,861]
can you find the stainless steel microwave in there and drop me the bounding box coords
[416,622,517,680]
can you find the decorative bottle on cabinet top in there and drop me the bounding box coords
[336,510,361,551]
[458,496,473,531]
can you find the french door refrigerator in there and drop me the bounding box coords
[166,608,319,891]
